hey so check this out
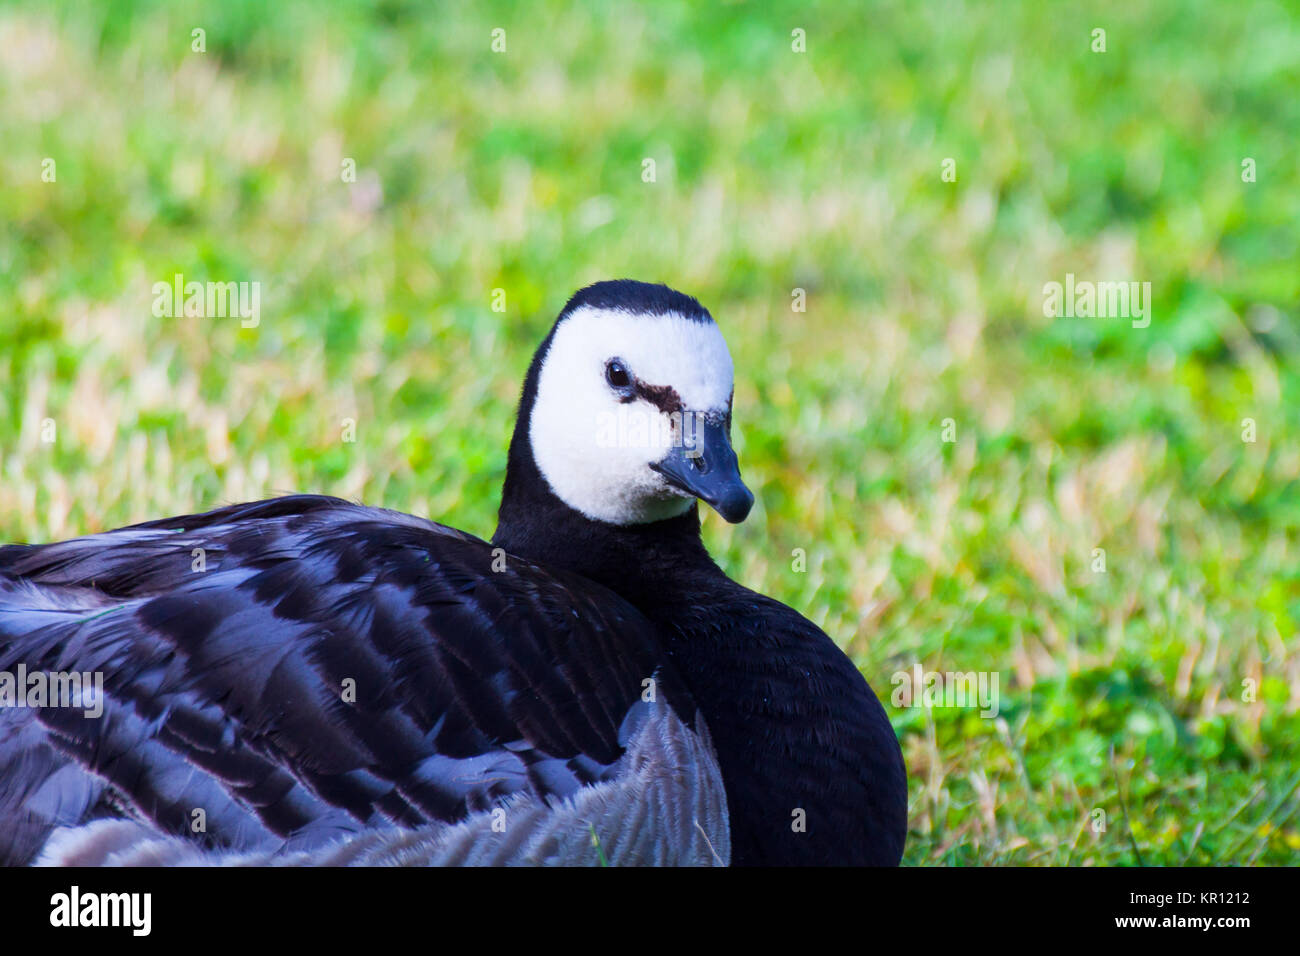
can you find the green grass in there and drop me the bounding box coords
[1,0,1297,864]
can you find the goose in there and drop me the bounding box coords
[0,280,907,867]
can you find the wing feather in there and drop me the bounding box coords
[0,495,725,866]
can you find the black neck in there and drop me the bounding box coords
[493,460,723,604]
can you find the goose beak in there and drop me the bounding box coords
[651,414,754,523]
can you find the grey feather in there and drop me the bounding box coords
[35,705,729,867]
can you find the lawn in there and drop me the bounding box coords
[1,0,1297,864]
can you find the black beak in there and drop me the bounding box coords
[651,413,754,523]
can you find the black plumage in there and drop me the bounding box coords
[0,280,907,866]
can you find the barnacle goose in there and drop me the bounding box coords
[0,280,907,867]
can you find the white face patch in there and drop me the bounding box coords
[529,305,736,526]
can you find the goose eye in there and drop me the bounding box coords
[605,359,631,391]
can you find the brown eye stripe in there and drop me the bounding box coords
[632,380,684,414]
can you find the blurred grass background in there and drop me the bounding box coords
[1,0,1298,864]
